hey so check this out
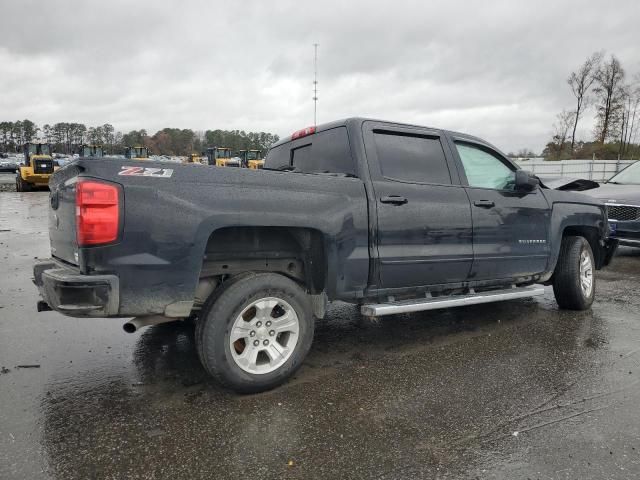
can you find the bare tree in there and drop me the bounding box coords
[551,110,575,159]
[619,79,640,157]
[593,55,626,143]
[567,51,602,153]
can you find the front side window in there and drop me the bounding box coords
[373,132,451,184]
[455,142,514,190]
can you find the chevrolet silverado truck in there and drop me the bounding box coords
[34,118,617,392]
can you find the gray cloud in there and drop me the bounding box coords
[1,0,638,152]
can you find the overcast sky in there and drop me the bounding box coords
[1,0,638,153]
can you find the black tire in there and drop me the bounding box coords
[552,235,595,310]
[195,273,256,369]
[16,175,31,192]
[197,272,314,393]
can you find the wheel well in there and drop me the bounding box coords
[562,226,604,268]
[200,226,326,293]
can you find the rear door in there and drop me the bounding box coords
[447,136,551,280]
[363,122,473,289]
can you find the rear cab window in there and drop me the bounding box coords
[265,126,357,176]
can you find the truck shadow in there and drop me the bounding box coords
[126,292,590,391]
[39,295,609,479]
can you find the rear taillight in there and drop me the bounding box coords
[76,180,121,246]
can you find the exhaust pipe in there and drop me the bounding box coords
[123,315,178,333]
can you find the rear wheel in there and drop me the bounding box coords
[553,235,595,310]
[196,272,314,393]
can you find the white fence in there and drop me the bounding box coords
[513,159,636,182]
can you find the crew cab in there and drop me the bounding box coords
[34,118,617,392]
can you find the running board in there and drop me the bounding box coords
[361,285,545,317]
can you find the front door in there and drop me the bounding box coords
[364,123,473,290]
[449,138,551,281]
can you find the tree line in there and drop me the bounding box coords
[0,121,280,156]
[545,52,639,160]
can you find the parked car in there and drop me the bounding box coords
[0,158,18,172]
[34,118,617,392]
[586,161,640,248]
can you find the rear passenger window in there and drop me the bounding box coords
[265,126,356,176]
[373,132,451,185]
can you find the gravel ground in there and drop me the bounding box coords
[0,173,16,192]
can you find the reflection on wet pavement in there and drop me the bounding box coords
[1,190,639,479]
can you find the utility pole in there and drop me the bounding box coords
[313,43,319,126]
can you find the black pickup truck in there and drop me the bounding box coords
[35,118,617,392]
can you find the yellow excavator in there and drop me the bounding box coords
[206,147,240,167]
[80,145,104,158]
[238,149,264,169]
[124,146,150,160]
[16,142,57,191]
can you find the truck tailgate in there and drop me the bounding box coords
[48,164,82,265]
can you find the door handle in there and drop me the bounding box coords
[473,200,495,208]
[380,195,408,205]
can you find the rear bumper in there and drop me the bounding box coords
[33,259,120,317]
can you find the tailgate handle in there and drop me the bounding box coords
[473,200,495,208]
[380,195,408,205]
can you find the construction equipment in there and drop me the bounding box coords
[80,145,104,158]
[184,153,203,164]
[238,149,264,169]
[206,147,240,167]
[124,146,150,160]
[16,143,57,191]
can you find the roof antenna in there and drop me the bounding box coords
[313,43,319,126]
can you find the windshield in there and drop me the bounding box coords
[216,149,231,159]
[608,161,640,184]
[247,151,261,160]
[135,148,147,158]
[28,144,50,155]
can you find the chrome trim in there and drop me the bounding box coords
[618,238,640,247]
[605,203,640,208]
[361,285,545,317]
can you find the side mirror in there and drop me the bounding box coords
[515,170,539,192]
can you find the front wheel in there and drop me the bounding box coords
[197,273,314,393]
[553,235,595,310]
[16,175,31,192]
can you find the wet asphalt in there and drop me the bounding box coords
[1,178,639,479]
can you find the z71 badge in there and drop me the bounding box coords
[118,166,173,178]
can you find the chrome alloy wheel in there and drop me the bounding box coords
[579,250,593,297]
[229,297,300,374]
